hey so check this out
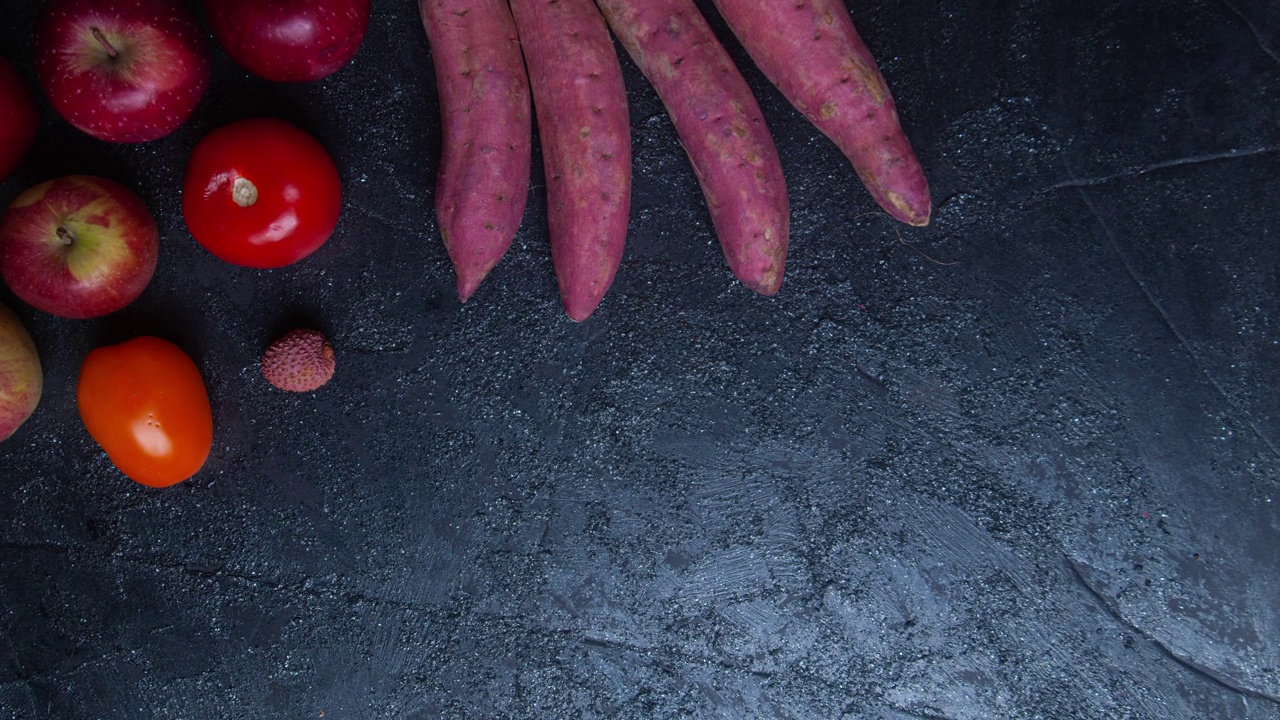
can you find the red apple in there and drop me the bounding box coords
[0,56,39,182]
[34,0,211,143]
[0,302,42,442]
[204,0,371,83]
[0,176,159,319]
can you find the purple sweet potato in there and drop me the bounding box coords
[510,0,632,322]
[710,0,931,226]
[597,0,789,296]
[419,0,532,302]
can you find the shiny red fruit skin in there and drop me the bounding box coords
[183,118,343,269]
[0,56,39,182]
[34,0,211,143]
[204,0,371,83]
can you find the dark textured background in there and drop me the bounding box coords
[2,0,1279,718]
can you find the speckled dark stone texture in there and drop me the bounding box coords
[1,0,1278,718]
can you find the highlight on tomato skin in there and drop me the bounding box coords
[76,336,213,488]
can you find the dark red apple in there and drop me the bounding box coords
[204,0,371,83]
[0,56,39,182]
[0,176,159,319]
[34,0,211,143]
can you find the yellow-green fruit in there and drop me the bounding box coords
[0,302,41,441]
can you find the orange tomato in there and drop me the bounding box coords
[77,336,213,488]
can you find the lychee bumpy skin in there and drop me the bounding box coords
[261,329,335,392]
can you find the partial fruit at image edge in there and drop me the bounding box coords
[0,175,159,320]
[0,302,42,442]
[34,0,211,143]
[77,336,213,488]
[203,0,371,82]
[0,56,39,182]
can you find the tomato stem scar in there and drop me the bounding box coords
[232,177,259,208]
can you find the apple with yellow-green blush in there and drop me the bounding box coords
[0,175,159,319]
[0,302,42,441]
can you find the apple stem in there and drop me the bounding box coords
[90,27,120,60]
[56,226,73,246]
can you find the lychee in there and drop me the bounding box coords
[261,329,334,392]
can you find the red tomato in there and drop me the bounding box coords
[77,336,213,488]
[182,117,342,268]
